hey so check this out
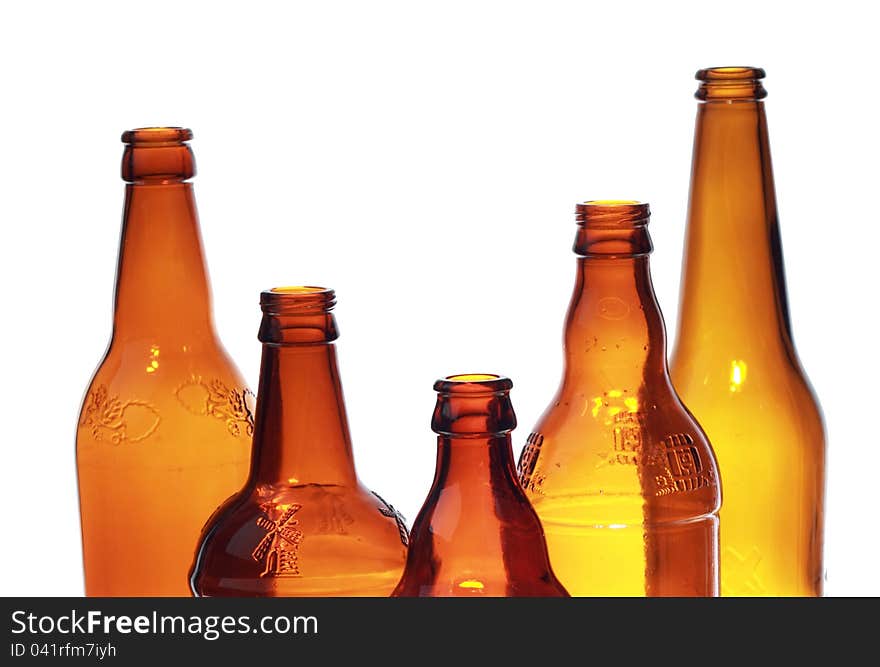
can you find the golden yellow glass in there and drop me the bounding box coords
[519,201,721,597]
[671,67,826,596]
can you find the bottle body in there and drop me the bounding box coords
[393,375,568,597]
[190,288,407,596]
[670,68,825,596]
[76,128,253,596]
[519,202,721,597]
[77,342,253,596]
[193,481,407,596]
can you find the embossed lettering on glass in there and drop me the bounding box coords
[76,128,254,596]
[190,288,408,596]
[517,201,721,596]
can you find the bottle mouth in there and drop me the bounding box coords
[260,286,337,315]
[121,127,193,145]
[576,200,650,228]
[433,374,513,395]
[696,66,767,101]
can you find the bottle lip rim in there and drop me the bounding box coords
[576,200,650,227]
[121,127,193,144]
[266,286,333,295]
[260,286,337,314]
[434,374,513,394]
[696,66,765,81]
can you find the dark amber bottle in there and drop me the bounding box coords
[671,67,825,596]
[190,287,408,596]
[518,201,721,596]
[393,374,567,597]
[76,128,253,596]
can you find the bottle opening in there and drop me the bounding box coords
[576,201,650,228]
[270,286,330,294]
[261,286,336,315]
[448,373,500,382]
[696,66,767,101]
[434,374,513,395]
[121,127,193,145]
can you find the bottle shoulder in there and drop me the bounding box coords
[191,482,407,596]
[671,355,825,431]
[520,384,721,518]
[76,338,254,455]
[198,482,406,548]
[85,336,249,394]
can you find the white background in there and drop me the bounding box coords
[1,1,876,596]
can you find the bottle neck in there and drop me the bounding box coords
[249,341,357,487]
[425,375,522,537]
[675,99,793,354]
[112,182,214,341]
[564,255,668,386]
[434,434,519,498]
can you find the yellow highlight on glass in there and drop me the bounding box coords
[457,580,484,590]
[729,360,748,392]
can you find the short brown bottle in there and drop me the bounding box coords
[518,201,721,597]
[76,128,253,596]
[671,67,826,596]
[393,374,568,597]
[190,287,408,596]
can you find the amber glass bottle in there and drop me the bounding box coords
[190,287,408,596]
[393,375,567,597]
[76,128,253,596]
[517,201,721,597]
[671,67,825,597]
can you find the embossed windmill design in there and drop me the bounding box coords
[251,503,304,577]
[372,492,409,547]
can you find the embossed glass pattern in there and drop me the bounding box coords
[671,67,826,596]
[190,287,408,596]
[76,128,254,596]
[518,201,721,596]
[393,375,568,597]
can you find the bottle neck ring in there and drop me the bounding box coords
[574,200,653,257]
[696,66,767,102]
[432,374,517,437]
[258,287,339,344]
[121,127,195,183]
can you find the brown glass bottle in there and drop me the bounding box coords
[76,128,253,596]
[670,67,825,596]
[393,375,568,597]
[190,287,408,596]
[518,201,721,597]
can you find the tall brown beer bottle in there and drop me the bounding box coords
[76,128,253,596]
[518,201,721,596]
[190,287,408,596]
[393,374,568,597]
[671,67,826,596]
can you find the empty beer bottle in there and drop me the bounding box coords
[190,287,408,596]
[670,67,826,596]
[76,128,253,596]
[517,201,721,596]
[393,375,568,597]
